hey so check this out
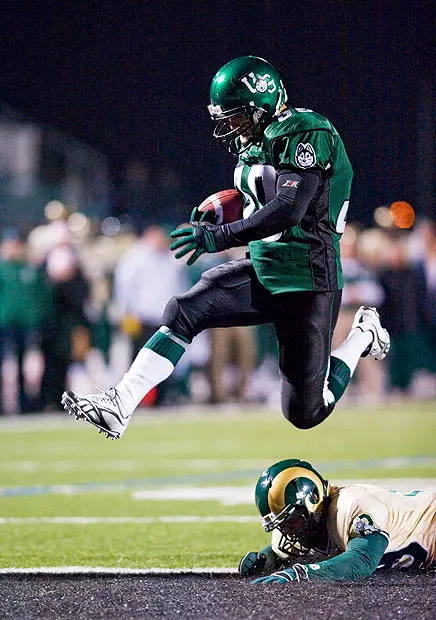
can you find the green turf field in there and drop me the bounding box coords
[0,400,435,569]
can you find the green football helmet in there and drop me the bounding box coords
[208,55,287,155]
[255,459,329,556]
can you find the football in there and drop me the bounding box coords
[197,189,244,224]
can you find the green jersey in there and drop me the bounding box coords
[0,259,51,329]
[234,107,353,293]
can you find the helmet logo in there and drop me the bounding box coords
[295,143,316,168]
[241,72,277,95]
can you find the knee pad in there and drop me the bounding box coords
[281,380,330,430]
[161,295,195,342]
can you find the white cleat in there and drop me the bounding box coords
[352,306,390,361]
[61,387,132,439]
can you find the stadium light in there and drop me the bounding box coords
[389,201,415,229]
[374,206,393,228]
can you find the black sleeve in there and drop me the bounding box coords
[220,170,321,247]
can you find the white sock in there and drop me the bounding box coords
[331,328,372,376]
[116,347,174,414]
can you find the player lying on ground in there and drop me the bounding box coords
[61,55,390,439]
[239,458,436,583]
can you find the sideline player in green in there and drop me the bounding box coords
[62,55,390,438]
[239,458,436,582]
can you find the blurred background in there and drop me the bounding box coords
[0,0,434,414]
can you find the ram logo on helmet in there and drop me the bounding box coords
[240,72,277,94]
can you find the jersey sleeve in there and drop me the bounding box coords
[271,130,334,172]
[335,485,391,547]
[292,533,389,581]
[290,485,391,580]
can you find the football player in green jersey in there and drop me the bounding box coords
[62,56,390,439]
[239,458,436,583]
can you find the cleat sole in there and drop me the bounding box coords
[61,392,120,440]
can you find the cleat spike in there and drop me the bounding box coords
[60,388,130,440]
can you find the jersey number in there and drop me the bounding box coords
[336,200,349,233]
[234,164,282,242]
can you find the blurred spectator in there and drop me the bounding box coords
[410,219,436,394]
[207,249,258,404]
[0,229,51,413]
[378,233,431,397]
[112,224,190,405]
[39,244,90,410]
[208,325,257,404]
[332,225,386,403]
[186,247,258,405]
[421,220,436,352]
[249,323,281,406]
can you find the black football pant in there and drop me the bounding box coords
[162,258,342,429]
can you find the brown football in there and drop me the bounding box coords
[197,189,244,224]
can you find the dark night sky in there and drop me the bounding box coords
[0,1,435,224]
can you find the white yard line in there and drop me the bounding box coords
[131,480,436,505]
[0,567,238,574]
[1,479,435,500]
[0,516,258,525]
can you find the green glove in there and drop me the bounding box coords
[190,206,218,224]
[252,569,296,584]
[238,545,282,577]
[169,222,228,266]
[252,563,308,584]
[239,552,267,577]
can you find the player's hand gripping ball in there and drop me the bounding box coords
[190,189,244,224]
[171,188,245,266]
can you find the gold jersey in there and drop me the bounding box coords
[327,484,436,568]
